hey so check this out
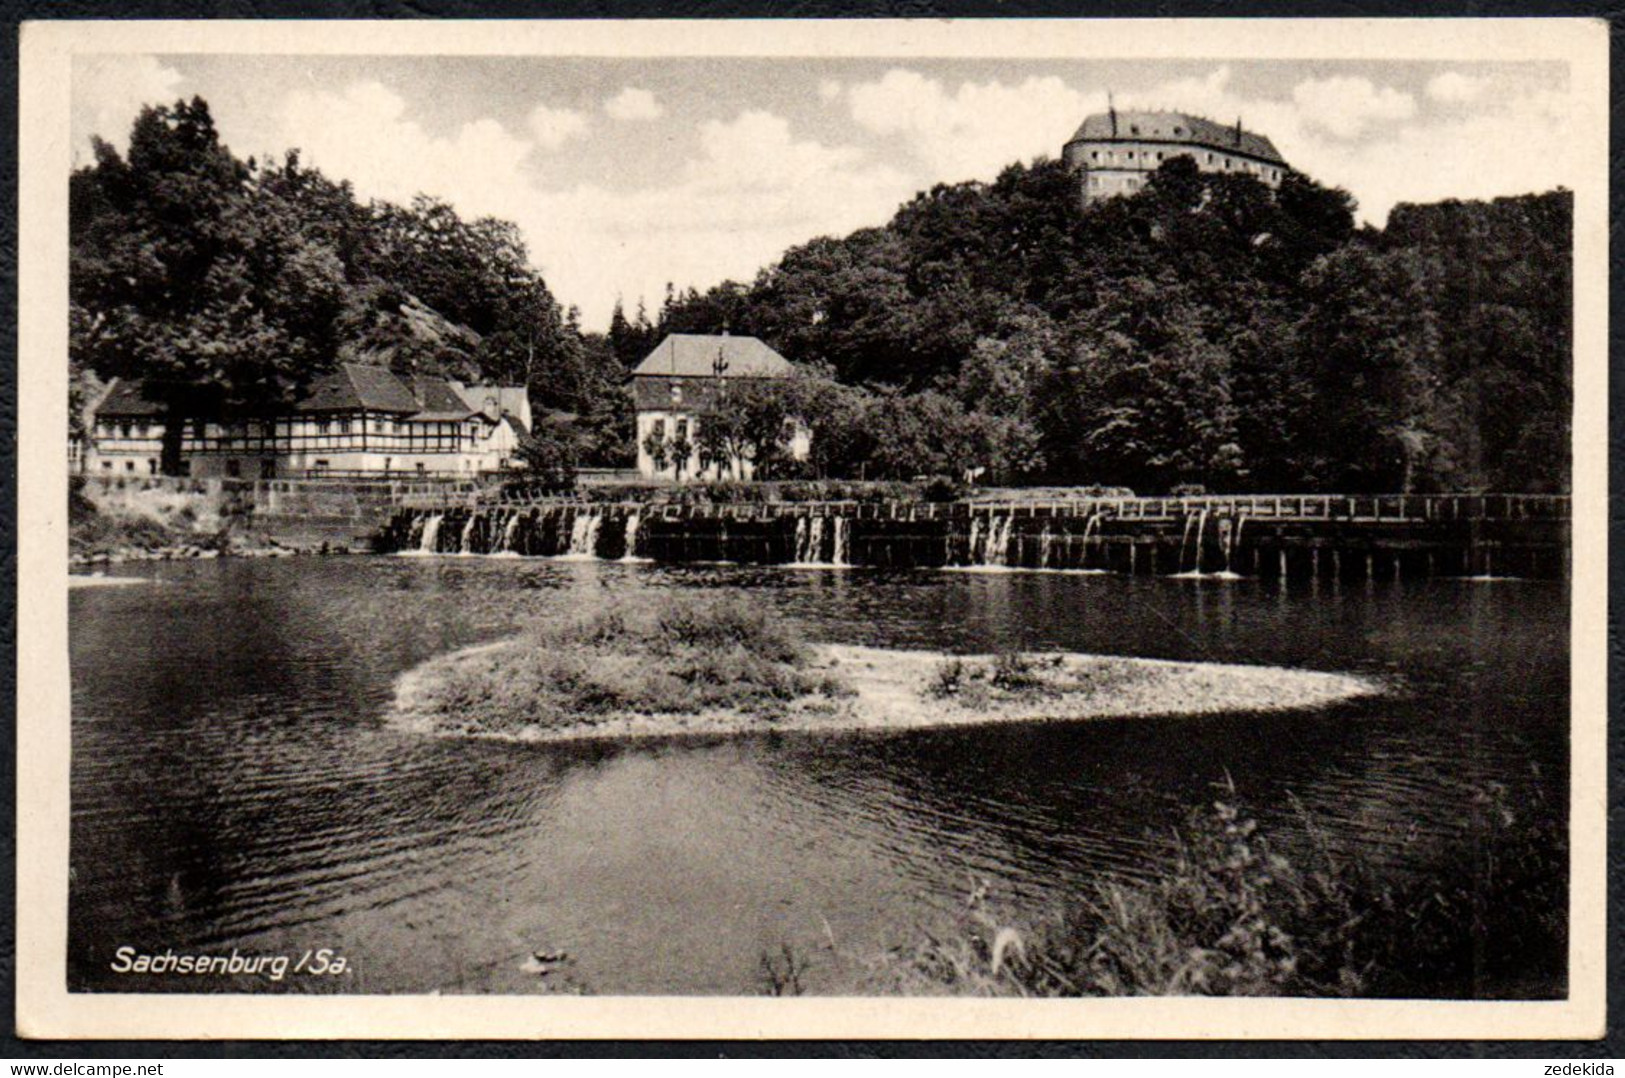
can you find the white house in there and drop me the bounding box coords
[79,363,531,479]
[631,333,809,480]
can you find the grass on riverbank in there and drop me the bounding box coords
[855,776,1565,999]
[398,595,853,738]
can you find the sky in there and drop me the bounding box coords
[71,54,1574,329]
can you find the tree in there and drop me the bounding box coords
[515,413,581,491]
[70,98,348,473]
[692,378,799,479]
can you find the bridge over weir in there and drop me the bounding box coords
[381,492,1570,580]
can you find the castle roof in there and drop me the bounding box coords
[1066,110,1285,165]
[632,334,794,380]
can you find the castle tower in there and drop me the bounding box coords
[1062,109,1288,204]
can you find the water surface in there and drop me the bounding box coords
[69,557,1569,995]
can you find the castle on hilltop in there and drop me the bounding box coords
[1062,107,1288,203]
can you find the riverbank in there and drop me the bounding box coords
[70,476,359,564]
[391,610,1380,745]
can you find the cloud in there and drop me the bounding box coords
[71,55,186,158]
[604,87,664,122]
[277,81,533,219]
[1427,71,1489,104]
[258,78,910,325]
[514,109,913,324]
[1291,76,1417,139]
[846,68,1092,181]
[529,103,590,148]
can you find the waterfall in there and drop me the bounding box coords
[620,511,648,562]
[418,513,443,555]
[789,514,848,568]
[458,513,478,555]
[498,511,521,555]
[966,516,983,565]
[1173,509,1216,577]
[1082,512,1101,570]
[1229,515,1245,573]
[1037,523,1052,569]
[405,514,426,551]
[830,516,850,566]
[794,516,826,565]
[983,513,1013,567]
[559,509,602,559]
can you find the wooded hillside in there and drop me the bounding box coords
[71,97,1571,493]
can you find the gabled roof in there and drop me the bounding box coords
[92,378,165,418]
[632,334,794,380]
[1066,110,1285,165]
[455,384,530,423]
[297,363,421,414]
[89,364,506,424]
[409,374,479,420]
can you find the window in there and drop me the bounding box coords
[652,418,666,440]
[226,459,241,478]
[101,461,112,472]
[415,462,426,475]
[119,422,133,438]
[260,459,276,479]
[319,419,331,435]
[124,460,135,472]
[1129,125,1139,135]
[1125,151,1134,160]
[1090,151,1099,161]
[676,418,689,440]
[1206,153,1213,164]
[313,459,330,475]
[148,459,157,475]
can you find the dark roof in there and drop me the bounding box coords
[93,364,489,424]
[297,363,421,414]
[1066,110,1285,165]
[500,413,530,438]
[92,379,165,418]
[409,374,480,421]
[632,334,794,380]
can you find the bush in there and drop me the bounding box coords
[411,593,849,735]
[877,777,1565,999]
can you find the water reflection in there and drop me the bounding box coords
[70,557,1567,994]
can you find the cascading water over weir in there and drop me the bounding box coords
[376,495,1567,580]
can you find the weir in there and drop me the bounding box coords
[374,493,1571,580]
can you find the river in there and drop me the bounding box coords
[68,556,1568,995]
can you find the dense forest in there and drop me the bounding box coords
[71,96,1571,493]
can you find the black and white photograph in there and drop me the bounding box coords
[16,17,1607,1040]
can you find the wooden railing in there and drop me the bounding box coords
[393,492,1570,522]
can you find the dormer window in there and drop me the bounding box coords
[669,382,683,405]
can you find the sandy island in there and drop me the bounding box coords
[390,640,1381,745]
[69,574,155,589]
